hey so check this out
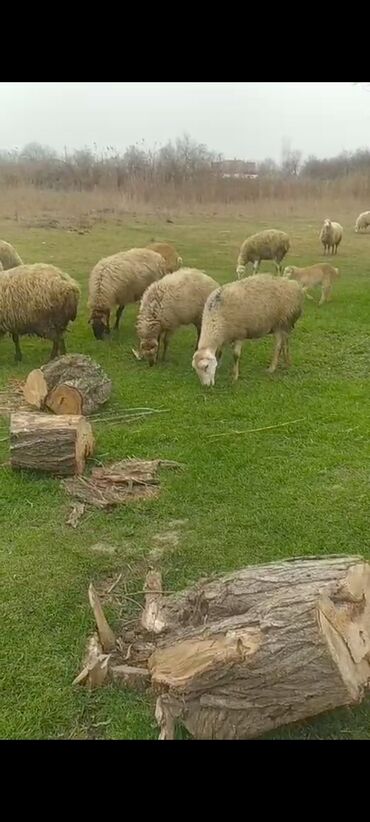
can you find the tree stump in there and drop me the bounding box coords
[10,412,94,475]
[23,354,112,416]
[118,556,370,739]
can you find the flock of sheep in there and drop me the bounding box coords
[0,211,366,387]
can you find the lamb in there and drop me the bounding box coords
[136,267,219,365]
[283,263,339,306]
[0,239,23,270]
[236,230,290,277]
[355,211,370,232]
[192,273,303,386]
[0,263,80,362]
[145,242,182,273]
[88,248,167,339]
[319,219,343,254]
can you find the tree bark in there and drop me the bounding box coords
[141,556,370,739]
[23,354,112,416]
[10,412,94,475]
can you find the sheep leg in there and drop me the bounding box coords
[12,333,22,362]
[194,326,201,351]
[268,332,284,373]
[59,337,66,355]
[161,332,170,362]
[114,305,124,330]
[274,260,282,275]
[232,341,243,382]
[253,260,260,274]
[303,287,314,301]
[319,283,332,306]
[49,339,60,360]
[282,333,291,367]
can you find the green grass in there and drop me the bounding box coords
[1,214,370,739]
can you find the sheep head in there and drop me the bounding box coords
[89,310,110,340]
[140,338,159,366]
[192,348,218,387]
[236,264,246,279]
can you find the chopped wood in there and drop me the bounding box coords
[23,354,112,416]
[66,502,85,528]
[110,665,150,690]
[62,458,183,511]
[72,634,111,690]
[10,412,94,475]
[88,583,116,653]
[141,571,167,635]
[146,555,370,739]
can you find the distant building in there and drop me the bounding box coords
[212,159,258,179]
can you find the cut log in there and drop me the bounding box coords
[10,412,94,476]
[144,556,370,739]
[23,354,112,416]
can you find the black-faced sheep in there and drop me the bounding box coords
[192,273,303,386]
[136,267,219,365]
[236,230,290,277]
[355,211,370,232]
[87,248,167,340]
[0,240,23,270]
[0,263,80,361]
[319,219,343,254]
[283,263,339,306]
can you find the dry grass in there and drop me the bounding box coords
[0,185,367,228]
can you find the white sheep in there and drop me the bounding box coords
[355,211,370,232]
[192,273,303,386]
[87,248,167,339]
[319,219,343,254]
[0,239,23,270]
[236,229,290,277]
[283,263,339,306]
[0,263,80,361]
[136,267,219,365]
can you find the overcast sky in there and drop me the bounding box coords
[1,82,370,161]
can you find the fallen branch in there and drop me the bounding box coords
[207,417,306,439]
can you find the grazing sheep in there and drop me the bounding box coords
[136,267,219,365]
[146,242,182,273]
[0,263,80,362]
[88,248,167,339]
[192,273,303,386]
[0,239,23,270]
[319,219,343,254]
[236,230,290,277]
[283,263,339,306]
[355,211,370,232]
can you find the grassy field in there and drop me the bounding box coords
[1,212,370,739]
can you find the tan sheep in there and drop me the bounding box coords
[145,242,182,273]
[283,263,339,306]
[192,273,303,386]
[236,230,290,277]
[0,239,23,270]
[136,267,219,365]
[0,263,80,361]
[319,219,343,254]
[355,211,370,232]
[88,248,167,339]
